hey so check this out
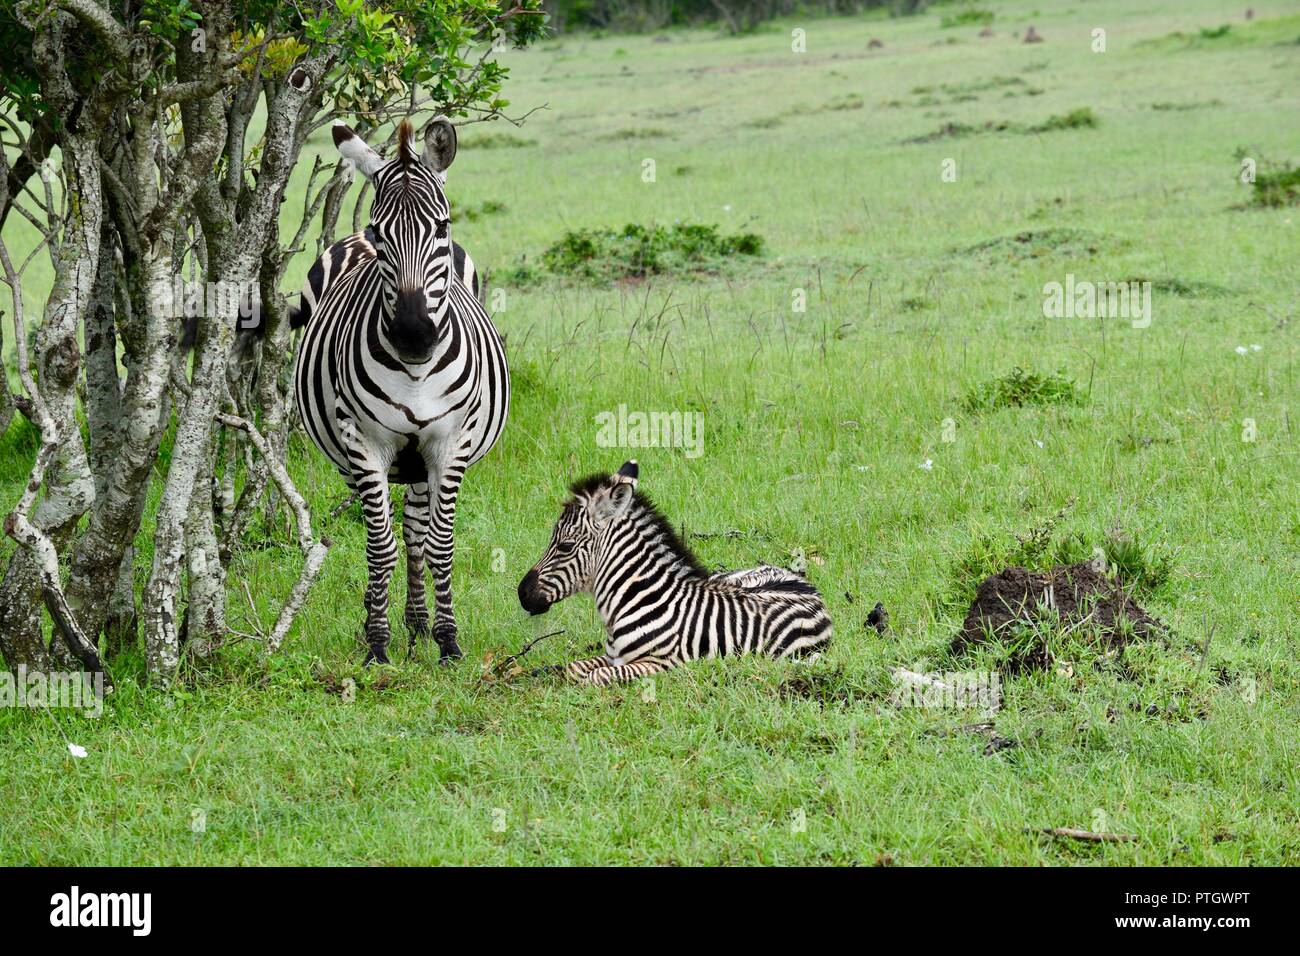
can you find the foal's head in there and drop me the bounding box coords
[517,461,641,615]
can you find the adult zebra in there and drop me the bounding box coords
[518,461,833,685]
[295,117,509,665]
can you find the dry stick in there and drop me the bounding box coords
[215,413,330,654]
[480,630,566,683]
[0,236,110,688]
[1197,613,1216,675]
[1024,827,1137,844]
[329,491,360,519]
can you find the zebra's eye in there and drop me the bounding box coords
[435,220,449,239]
[555,541,576,555]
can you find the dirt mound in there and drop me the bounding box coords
[951,562,1162,671]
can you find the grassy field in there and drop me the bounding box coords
[2,0,1298,864]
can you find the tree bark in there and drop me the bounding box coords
[0,120,101,669]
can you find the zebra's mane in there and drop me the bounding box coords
[568,473,707,577]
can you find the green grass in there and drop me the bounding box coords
[2,0,1298,865]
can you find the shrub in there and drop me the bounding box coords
[940,7,993,29]
[1029,107,1098,133]
[458,131,536,149]
[1250,162,1300,208]
[525,222,763,281]
[961,367,1081,413]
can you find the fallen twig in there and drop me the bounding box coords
[479,629,565,684]
[1024,827,1137,843]
[329,491,360,519]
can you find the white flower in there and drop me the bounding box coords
[723,204,732,212]
[1251,344,1262,351]
[1033,439,1044,448]
[67,743,87,759]
[919,459,933,471]
[1235,346,1248,355]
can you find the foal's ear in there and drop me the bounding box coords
[593,463,637,526]
[423,116,458,176]
[333,122,384,178]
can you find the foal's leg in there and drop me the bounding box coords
[564,656,612,681]
[579,657,676,687]
[402,481,431,651]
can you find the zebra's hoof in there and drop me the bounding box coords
[435,637,463,664]
[364,646,392,666]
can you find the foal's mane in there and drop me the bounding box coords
[567,472,707,577]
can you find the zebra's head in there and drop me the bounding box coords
[333,117,459,364]
[518,461,640,615]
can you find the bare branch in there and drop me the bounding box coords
[216,413,331,653]
[54,0,134,63]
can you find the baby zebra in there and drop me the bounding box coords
[517,461,832,685]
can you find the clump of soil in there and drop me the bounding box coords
[951,562,1162,671]
[957,227,1107,262]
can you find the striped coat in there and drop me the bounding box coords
[518,461,832,685]
[294,118,508,664]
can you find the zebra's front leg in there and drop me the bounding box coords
[579,657,676,687]
[354,468,398,665]
[425,455,468,663]
[402,481,431,652]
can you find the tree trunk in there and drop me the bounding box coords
[0,122,103,671]
[142,290,236,683]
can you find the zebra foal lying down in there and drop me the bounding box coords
[517,461,833,685]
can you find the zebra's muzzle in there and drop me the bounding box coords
[387,288,437,362]
[518,569,551,615]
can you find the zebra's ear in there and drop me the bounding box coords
[617,460,639,483]
[333,122,384,179]
[593,476,635,526]
[422,116,458,176]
